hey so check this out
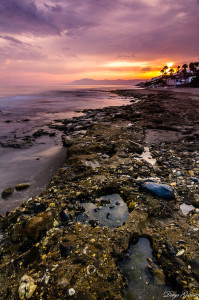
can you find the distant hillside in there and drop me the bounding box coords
[68,78,141,85]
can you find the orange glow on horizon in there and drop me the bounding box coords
[104,61,149,68]
[0,55,179,85]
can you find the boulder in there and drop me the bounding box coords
[62,135,73,147]
[2,187,14,198]
[25,211,53,240]
[32,129,48,138]
[154,269,165,285]
[15,183,30,190]
[130,141,144,154]
[141,182,174,200]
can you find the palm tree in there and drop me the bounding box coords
[189,62,196,74]
[160,68,164,75]
[194,62,199,76]
[169,68,175,76]
[182,64,188,75]
[160,66,168,77]
[163,65,168,74]
[177,66,180,73]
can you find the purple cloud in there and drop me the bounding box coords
[0,0,199,84]
[0,35,24,44]
[44,3,62,12]
[0,0,63,35]
[0,0,99,36]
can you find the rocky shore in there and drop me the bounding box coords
[0,88,199,299]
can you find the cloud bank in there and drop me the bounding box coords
[0,0,198,84]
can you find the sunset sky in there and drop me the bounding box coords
[0,0,199,85]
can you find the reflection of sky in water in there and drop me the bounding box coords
[77,194,129,228]
[0,86,132,142]
[119,238,172,300]
[0,86,131,116]
[135,147,156,166]
[180,203,195,215]
[0,142,67,215]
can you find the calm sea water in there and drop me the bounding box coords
[0,85,138,214]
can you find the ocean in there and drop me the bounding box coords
[0,85,136,214]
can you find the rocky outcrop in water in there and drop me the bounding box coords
[1,187,14,198]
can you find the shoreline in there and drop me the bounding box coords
[0,87,132,215]
[0,144,67,215]
[0,88,199,299]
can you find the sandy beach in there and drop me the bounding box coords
[0,88,199,299]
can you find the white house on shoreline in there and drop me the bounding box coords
[151,65,199,87]
[166,75,196,87]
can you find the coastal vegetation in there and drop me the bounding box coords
[139,61,199,88]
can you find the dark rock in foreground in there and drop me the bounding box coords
[141,182,174,200]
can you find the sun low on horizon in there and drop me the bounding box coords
[167,63,174,68]
[0,0,198,85]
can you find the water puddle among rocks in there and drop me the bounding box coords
[140,147,156,166]
[77,193,129,228]
[180,203,195,215]
[119,238,173,300]
[145,129,182,144]
[134,147,156,166]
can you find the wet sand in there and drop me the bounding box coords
[0,141,67,215]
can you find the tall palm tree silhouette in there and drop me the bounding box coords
[182,64,188,75]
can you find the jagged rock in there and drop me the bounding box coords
[60,241,76,258]
[32,129,49,138]
[25,211,53,240]
[18,275,37,299]
[62,135,73,147]
[130,141,144,154]
[60,209,70,223]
